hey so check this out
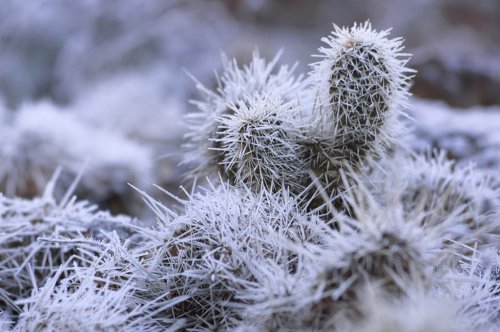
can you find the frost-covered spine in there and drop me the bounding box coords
[184,51,305,192]
[308,22,413,179]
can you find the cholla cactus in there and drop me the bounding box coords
[233,171,481,330]
[216,93,307,192]
[435,249,500,332]
[0,101,154,213]
[132,181,320,329]
[185,22,414,204]
[184,51,304,181]
[310,177,459,296]
[0,172,139,313]
[1,19,499,332]
[73,72,186,153]
[403,152,499,219]
[14,266,166,332]
[373,151,500,250]
[173,23,500,329]
[72,72,187,197]
[347,287,472,332]
[307,22,413,187]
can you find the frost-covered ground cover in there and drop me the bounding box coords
[1,18,499,331]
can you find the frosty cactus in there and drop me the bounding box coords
[133,182,317,329]
[0,101,154,214]
[15,266,165,332]
[216,94,307,192]
[184,51,304,186]
[307,22,413,190]
[185,22,414,200]
[301,22,414,209]
[173,21,499,331]
[0,173,139,314]
[2,20,500,332]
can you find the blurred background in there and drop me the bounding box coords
[1,0,499,216]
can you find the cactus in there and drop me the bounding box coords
[0,101,154,213]
[1,20,500,332]
[172,24,499,329]
[15,266,165,332]
[370,151,500,251]
[317,22,412,159]
[307,22,413,191]
[184,51,304,182]
[0,173,139,314]
[132,181,319,329]
[185,22,415,205]
[216,93,307,192]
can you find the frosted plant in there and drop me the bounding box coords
[373,151,500,250]
[184,51,304,179]
[73,72,186,153]
[307,21,413,189]
[401,152,499,223]
[216,93,308,192]
[0,310,12,332]
[345,287,473,332]
[234,171,474,330]
[38,227,196,330]
[242,247,499,331]
[439,249,500,331]
[0,101,154,212]
[13,266,169,332]
[72,72,187,193]
[0,172,140,314]
[0,103,67,197]
[184,22,415,205]
[0,17,497,331]
[230,255,319,331]
[171,22,500,330]
[132,180,321,330]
